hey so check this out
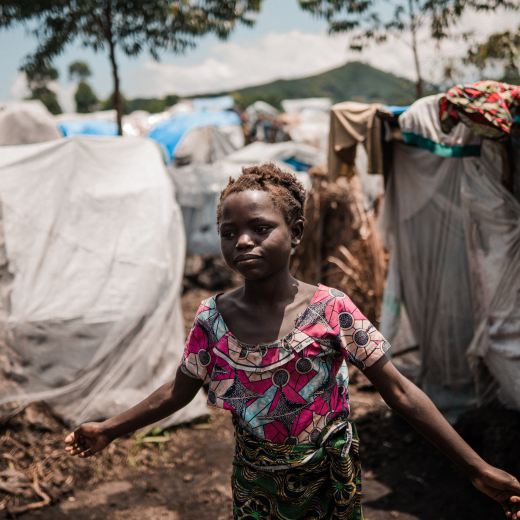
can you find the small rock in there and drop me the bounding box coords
[404,433,415,444]
[391,511,400,518]
[183,474,193,483]
[52,467,64,486]
[364,470,375,480]
[61,475,74,493]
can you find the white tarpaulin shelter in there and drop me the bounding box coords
[281,98,332,114]
[0,136,208,426]
[0,101,61,145]
[379,95,520,413]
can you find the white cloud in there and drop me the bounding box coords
[128,30,353,97]
[8,72,76,113]
[125,9,515,99]
[48,80,76,113]
[8,73,30,100]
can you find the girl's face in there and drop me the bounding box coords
[219,190,303,280]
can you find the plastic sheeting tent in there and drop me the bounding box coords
[148,110,242,162]
[173,126,237,167]
[0,136,208,426]
[192,95,235,111]
[378,95,520,414]
[281,98,332,114]
[59,119,119,137]
[0,101,61,145]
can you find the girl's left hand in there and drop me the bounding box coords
[472,465,520,518]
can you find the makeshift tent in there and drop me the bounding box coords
[55,110,172,138]
[393,95,519,413]
[192,95,235,111]
[0,136,208,426]
[226,141,325,172]
[148,110,242,162]
[170,141,320,256]
[245,101,279,123]
[59,119,119,137]
[328,92,520,415]
[55,110,117,123]
[281,98,332,114]
[173,126,237,167]
[0,101,61,145]
[382,93,520,413]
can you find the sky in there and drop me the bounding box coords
[0,0,516,112]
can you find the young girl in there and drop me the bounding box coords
[66,163,520,520]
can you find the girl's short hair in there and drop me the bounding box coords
[216,163,306,229]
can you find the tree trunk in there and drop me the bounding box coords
[408,0,424,99]
[104,6,123,135]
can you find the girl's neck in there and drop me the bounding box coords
[241,269,298,308]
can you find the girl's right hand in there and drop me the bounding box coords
[64,423,112,458]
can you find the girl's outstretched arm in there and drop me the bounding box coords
[364,355,520,519]
[64,368,203,458]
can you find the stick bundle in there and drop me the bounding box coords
[291,169,387,325]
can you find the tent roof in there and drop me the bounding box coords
[59,120,119,137]
[192,95,235,111]
[0,101,61,145]
[147,110,241,162]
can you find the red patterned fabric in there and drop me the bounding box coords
[180,284,389,445]
[439,81,520,139]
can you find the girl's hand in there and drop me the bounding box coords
[64,422,112,458]
[472,465,520,519]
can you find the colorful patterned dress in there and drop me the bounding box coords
[180,284,390,520]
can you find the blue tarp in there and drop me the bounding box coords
[380,105,409,115]
[59,120,119,137]
[282,157,311,172]
[147,110,241,162]
[192,96,235,111]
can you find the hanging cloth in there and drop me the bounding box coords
[328,102,383,179]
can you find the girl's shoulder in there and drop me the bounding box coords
[314,284,358,311]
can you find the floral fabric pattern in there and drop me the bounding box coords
[180,284,389,445]
[439,81,520,140]
[232,416,363,520]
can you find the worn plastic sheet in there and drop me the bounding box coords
[147,110,242,161]
[379,139,520,411]
[0,136,208,426]
[0,101,61,145]
[462,141,520,409]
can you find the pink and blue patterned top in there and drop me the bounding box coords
[180,285,390,445]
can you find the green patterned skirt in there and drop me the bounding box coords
[231,417,363,520]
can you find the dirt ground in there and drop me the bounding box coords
[1,286,520,520]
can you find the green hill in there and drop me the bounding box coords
[209,61,428,109]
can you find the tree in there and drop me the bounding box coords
[75,82,99,113]
[164,94,180,108]
[465,27,520,84]
[18,0,262,135]
[100,91,129,113]
[25,63,62,114]
[299,0,519,99]
[69,60,99,112]
[69,60,92,82]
